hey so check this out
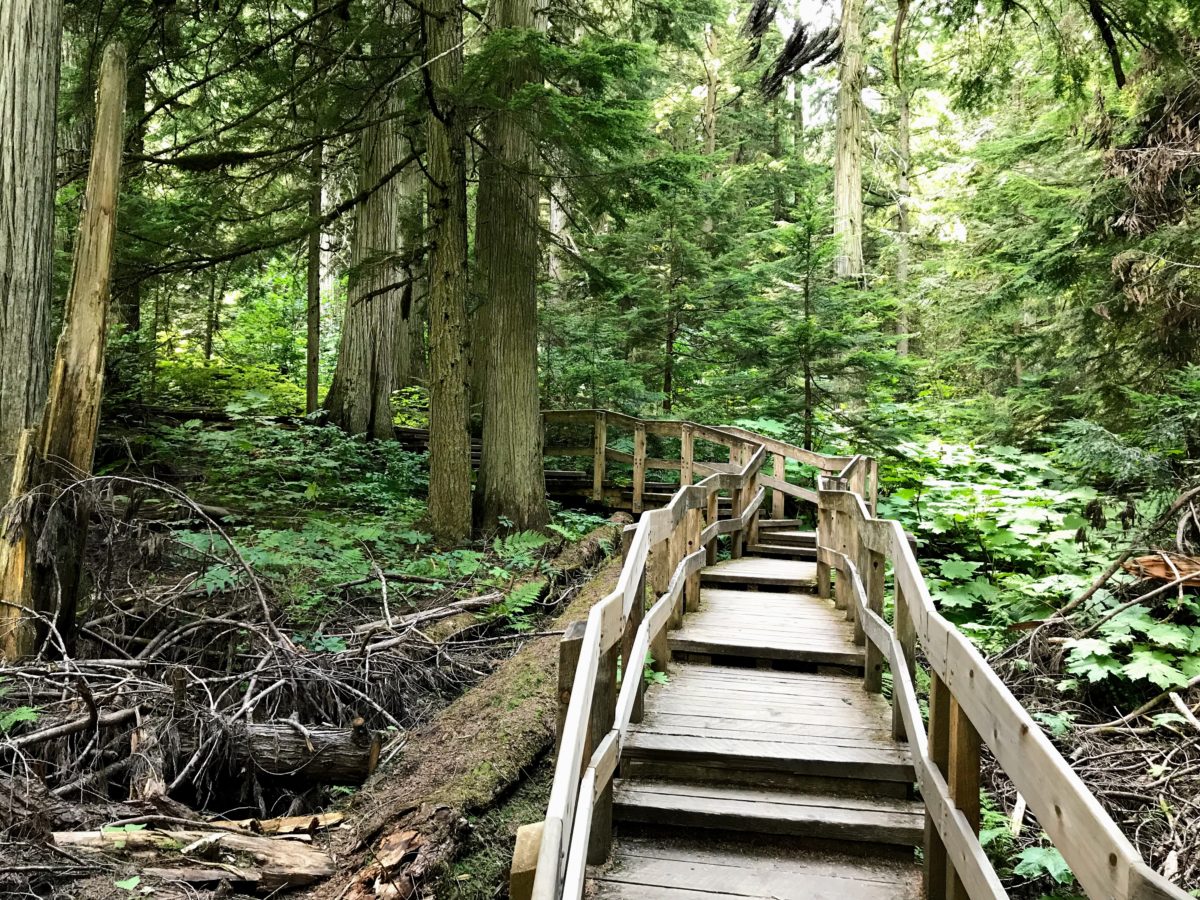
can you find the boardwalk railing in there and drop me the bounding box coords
[515,411,1188,900]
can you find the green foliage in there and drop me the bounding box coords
[1013,843,1074,886]
[0,706,39,733]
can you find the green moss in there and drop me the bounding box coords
[436,757,553,899]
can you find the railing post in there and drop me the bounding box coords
[868,456,879,515]
[556,620,586,756]
[925,673,951,900]
[816,482,832,600]
[592,411,607,503]
[705,489,719,565]
[684,506,702,613]
[862,546,885,693]
[587,636,618,864]
[747,461,761,549]
[947,697,981,900]
[892,579,916,741]
[680,424,694,487]
[621,567,646,724]
[771,453,786,519]
[730,444,746,560]
[632,421,646,513]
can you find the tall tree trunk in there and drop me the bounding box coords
[306,142,323,413]
[324,86,413,439]
[0,43,125,660]
[474,0,549,532]
[892,0,911,354]
[833,0,866,282]
[395,155,425,386]
[0,0,62,506]
[114,63,145,336]
[548,186,568,281]
[425,0,472,542]
[204,272,219,360]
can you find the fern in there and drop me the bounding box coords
[493,531,552,569]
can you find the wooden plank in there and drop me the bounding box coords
[556,620,586,756]
[772,454,786,518]
[587,632,618,863]
[592,411,606,501]
[510,821,543,900]
[644,711,897,740]
[613,780,923,844]
[926,672,951,900]
[947,698,982,900]
[632,422,646,513]
[668,633,864,666]
[593,842,921,900]
[680,424,694,486]
[562,768,594,897]
[622,732,915,782]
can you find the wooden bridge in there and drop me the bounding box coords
[505,411,1188,900]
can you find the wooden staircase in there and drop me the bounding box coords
[592,554,924,899]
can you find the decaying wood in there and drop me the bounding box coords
[54,828,334,892]
[181,721,382,783]
[210,812,344,834]
[317,522,626,900]
[1123,552,1200,587]
[0,43,126,660]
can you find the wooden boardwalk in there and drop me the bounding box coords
[593,553,924,898]
[512,410,1189,900]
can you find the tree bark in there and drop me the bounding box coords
[833,0,866,282]
[0,43,126,660]
[425,0,473,542]
[306,141,323,413]
[113,63,146,336]
[0,0,62,506]
[474,0,550,533]
[892,0,911,354]
[324,80,418,439]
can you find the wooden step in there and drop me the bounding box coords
[591,834,923,900]
[700,556,817,589]
[613,779,923,846]
[625,666,915,784]
[747,542,817,559]
[754,527,817,547]
[671,588,861,666]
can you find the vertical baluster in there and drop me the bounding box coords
[816,481,833,600]
[705,489,719,565]
[680,424,694,487]
[684,506,702,614]
[892,579,916,741]
[556,621,586,757]
[592,411,607,503]
[925,673,951,900]
[730,444,745,559]
[620,566,646,724]
[772,453,786,519]
[947,697,981,900]
[861,546,885,692]
[632,421,646,513]
[587,634,618,863]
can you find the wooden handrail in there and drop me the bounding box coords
[519,411,1184,900]
[816,482,1189,900]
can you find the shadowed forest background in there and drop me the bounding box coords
[2,0,1200,896]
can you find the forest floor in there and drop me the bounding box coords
[0,410,621,900]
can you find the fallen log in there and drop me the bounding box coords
[309,517,628,900]
[210,811,345,834]
[182,721,382,784]
[54,828,334,892]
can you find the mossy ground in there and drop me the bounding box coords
[437,756,553,899]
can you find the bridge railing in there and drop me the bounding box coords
[541,409,868,516]
[514,412,1187,900]
[818,470,1188,900]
